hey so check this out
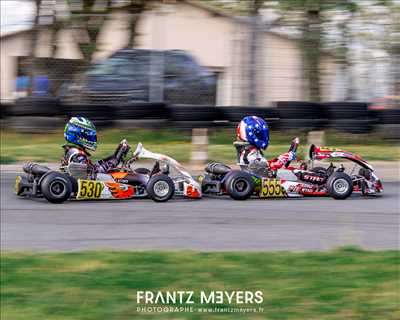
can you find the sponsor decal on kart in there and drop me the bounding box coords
[184,183,201,198]
[260,179,287,198]
[105,182,135,199]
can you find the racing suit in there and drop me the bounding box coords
[61,140,131,174]
[238,138,299,171]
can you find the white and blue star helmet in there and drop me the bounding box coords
[236,116,270,150]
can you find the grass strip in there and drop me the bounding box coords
[1,247,399,320]
[1,129,399,164]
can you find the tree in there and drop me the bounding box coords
[27,0,41,95]
[68,0,113,62]
[126,0,146,48]
[208,0,360,102]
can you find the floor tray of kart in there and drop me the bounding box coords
[15,142,201,204]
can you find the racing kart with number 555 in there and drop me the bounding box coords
[200,139,383,200]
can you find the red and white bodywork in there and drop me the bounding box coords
[309,145,383,195]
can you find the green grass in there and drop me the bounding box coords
[1,248,399,320]
[1,128,399,164]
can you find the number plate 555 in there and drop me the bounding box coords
[260,178,287,198]
[77,180,104,199]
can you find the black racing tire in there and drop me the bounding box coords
[327,172,353,200]
[147,174,175,202]
[224,170,254,200]
[40,172,72,204]
[135,168,151,175]
[65,175,79,193]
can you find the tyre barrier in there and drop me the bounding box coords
[63,103,114,128]
[8,116,65,133]
[7,97,63,132]
[376,109,400,139]
[167,105,222,128]
[115,102,168,120]
[218,106,279,128]
[2,98,398,136]
[11,97,62,117]
[0,101,13,120]
[113,102,167,129]
[276,101,327,131]
[323,102,375,134]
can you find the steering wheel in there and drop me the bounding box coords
[285,137,300,168]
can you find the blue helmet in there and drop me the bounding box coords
[64,116,97,151]
[236,116,269,150]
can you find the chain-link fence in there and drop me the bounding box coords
[1,1,399,137]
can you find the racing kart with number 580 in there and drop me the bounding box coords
[15,142,202,204]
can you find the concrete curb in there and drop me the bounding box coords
[1,161,399,182]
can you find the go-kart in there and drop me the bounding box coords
[200,139,383,200]
[15,142,201,204]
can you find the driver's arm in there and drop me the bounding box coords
[95,139,131,173]
[268,137,299,170]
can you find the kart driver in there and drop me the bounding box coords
[62,116,130,173]
[236,116,299,171]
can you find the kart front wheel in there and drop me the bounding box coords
[40,172,72,204]
[327,172,353,200]
[147,174,175,202]
[224,171,254,200]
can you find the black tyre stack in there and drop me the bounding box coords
[9,97,64,132]
[276,101,326,131]
[63,103,114,128]
[323,102,374,134]
[114,102,168,129]
[167,105,222,129]
[218,106,279,128]
[379,109,400,139]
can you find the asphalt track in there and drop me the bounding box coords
[1,172,399,252]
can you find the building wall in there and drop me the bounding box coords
[0,29,82,100]
[261,33,304,104]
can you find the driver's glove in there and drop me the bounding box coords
[288,150,297,161]
[114,139,131,163]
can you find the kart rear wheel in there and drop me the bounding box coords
[224,171,254,200]
[40,172,72,204]
[147,174,175,202]
[327,172,353,200]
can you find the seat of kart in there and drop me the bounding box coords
[23,163,51,176]
[233,141,263,165]
[205,162,231,175]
